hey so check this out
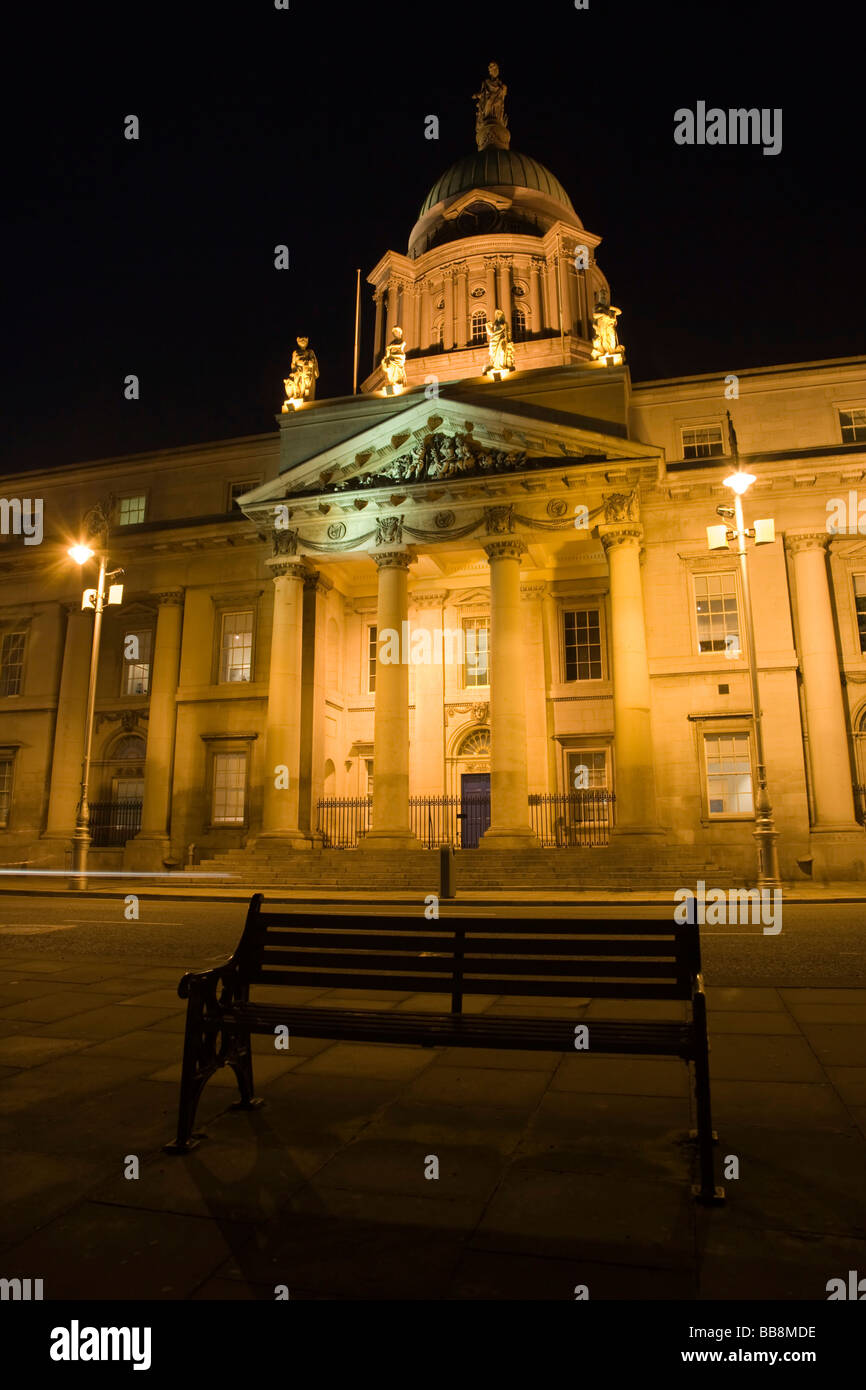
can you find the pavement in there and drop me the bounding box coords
[1,946,865,1300]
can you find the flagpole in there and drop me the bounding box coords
[352,269,361,394]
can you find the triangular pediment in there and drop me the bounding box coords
[242,393,659,511]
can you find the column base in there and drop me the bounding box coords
[253,830,317,851]
[807,826,866,882]
[359,829,422,851]
[124,836,173,873]
[479,826,541,850]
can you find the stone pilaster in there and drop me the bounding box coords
[299,569,332,840]
[480,538,539,847]
[43,606,92,857]
[443,267,456,351]
[362,549,421,849]
[786,532,865,879]
[257,558,310,846]
[411,588,449,796]
[529,257,544,336]
[495,255,513,325]
[599,522,662,840]
[126,590,184,871]
[455,265,468,348]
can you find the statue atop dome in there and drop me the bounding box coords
[473,61,510,151]
[591,299,625,365]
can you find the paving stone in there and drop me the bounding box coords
[90,1144,308,1224]
[81,1031,186,1063]
[551,1055,689,1097]
[0,1035,90,1067]
[706,1010,800,1035]
[0,1149,103,1251]
[583,999,688,1021]
[472,1166,695,1268]
[705,988,785,1012]
[783,1004,866,1025]
[147,1055,304,1087]
[793,1024,866,1066]
[780,989,866,1005]
[294,1042,439,1081]
[38,1004,179,1039]
[400,1063,552,1110]
[707,1034,826,1083]
[448,1248,697,1300]
[251,1072,406,1137]
[697,1225,866,1300]
[0,980,79,1005]
[42,964,138,984]
[0,1201,254,1300]
[0,991,131,1023]
[711,1080,852,1131]
[824,1066,866,1106]
[300,996,401,1011]
[312,1135,504,1202]
[112,989,186,1010]
[0,1054,166,1116]
[436,1046,558,1071]
[394,994,494,1013]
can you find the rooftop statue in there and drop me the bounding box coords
[381,326,408,392]
[591,300,625,363]
[485,308,515,375]
[473,61,510,151]
[282,336,319,411]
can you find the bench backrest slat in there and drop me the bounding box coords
[252,969,689,1001]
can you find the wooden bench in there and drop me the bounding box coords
[165,894,724,1202]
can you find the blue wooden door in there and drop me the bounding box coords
[460,773,491,848]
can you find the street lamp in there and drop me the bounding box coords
[68,537,124,889]
[706,466,781,888]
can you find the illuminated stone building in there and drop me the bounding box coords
[1,75,866,886]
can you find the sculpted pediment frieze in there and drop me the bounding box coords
[302,431,536,494]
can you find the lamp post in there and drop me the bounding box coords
[707,468,781,887]
[68,535,124,890]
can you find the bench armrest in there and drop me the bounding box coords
[177,957,242,1005]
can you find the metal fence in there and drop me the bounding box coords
[528,790,615,846]
[89,799,143,847]
[316,790,614,849]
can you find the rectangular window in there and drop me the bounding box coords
[367,625,377,694]
[704,733,754,816]
[122,628,152,695]
[365,758,374,798]
[118,495,147,526]
[840,408,866,444]
[463,617,489,688]
[0,632,25,696]
[212,752,247,824]
[682,424,724,460]
[0,755,13,826]
[567,749,609,789]
[854,575,866,653]
[563,609,602,681]
[695,573,740,654]
[219,610,253,683]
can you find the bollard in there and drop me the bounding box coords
[439,844,455,899]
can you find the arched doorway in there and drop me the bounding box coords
[454,726,490,847]
[92,732,146,845]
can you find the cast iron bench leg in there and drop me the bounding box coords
[164,990,217,1154]
[691,988,725,1204]
[228,1024,264,1113]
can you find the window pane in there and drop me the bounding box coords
[704,733,753,815]
[212,753,246,824]
[368,626,377,693]
[118,495,146,526]
[563,609,601,681]
[220,611,253,682]
[0,632,25,696]
[682,425,724,460]
[840,409,866,444]
[463,618,490,687]
[695,574,739,653]
[123,628,152,695]
[0,757,12,825]
[854,576,866,654]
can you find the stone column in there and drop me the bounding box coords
[444,269,455,350]
[480,538,539,847]
[373,289,385,361]
[484,257,497,313]
[299,569,332,840]
[385,277,398,341]
[126,590,184,871]
[599,522,661,839]
[258,558,309,846]
[786,533,864,876]
[521,581,553,792]
[399,282,416,347]
[43,606,92,854]
[412,589,449,795]
[362,549,421,849]
[529,258,543,337]
[545,258,561,333]
[419,280,431,352]
[496,256,513,325]
[455,266,468,348]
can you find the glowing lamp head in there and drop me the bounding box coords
[69,544,94,565]
[723,470,756,495]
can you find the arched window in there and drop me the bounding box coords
[108,735,146,762]
[471,309,487,345]
[512,306,527,341]
[457,728,491,759]
[433,318,444,348]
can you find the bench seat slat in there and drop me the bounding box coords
[251,969,691,999]
[255,950,682,979]
[228,1004,695,1056]
[257,914,682,937]
[258,933,681,958]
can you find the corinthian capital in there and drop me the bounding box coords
[372,549,413,571]
[598,521,643,552]
[784,531,830,556]
[484,538,526,562]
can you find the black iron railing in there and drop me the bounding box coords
[315,790,614,849]
[528,789,615,846]
[89,799,143,847]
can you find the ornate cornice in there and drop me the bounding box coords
[598,522,643,551]
[446,702,489,723]
[520,581,548,599]
[154,589,184,606]
[484,538,526,562]
[95,708,146,733]
[412,589,450,607]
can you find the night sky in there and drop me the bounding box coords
[2,1,862,477]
